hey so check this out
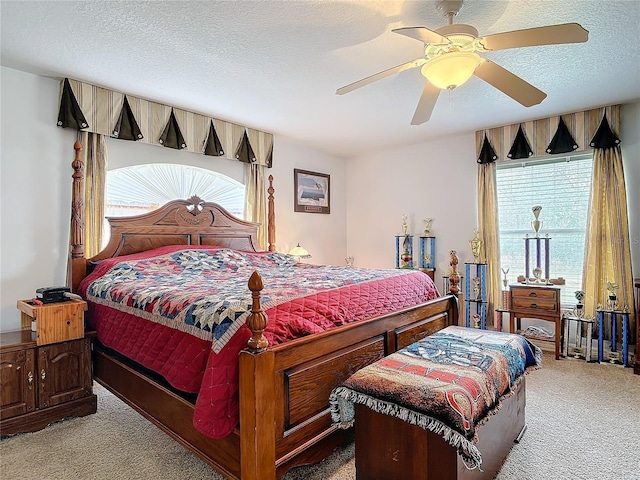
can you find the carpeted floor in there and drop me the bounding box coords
[1,352,638,480]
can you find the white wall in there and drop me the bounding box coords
[0,67,347,331]
[345,132,478,289]
[1,67,76,331]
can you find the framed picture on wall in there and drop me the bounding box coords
[294,169,330,214]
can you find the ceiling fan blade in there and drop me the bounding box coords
[474,60,547,107]
[411,81,440,125]
[392,27,449,45]
[480,23,588,51]
[336,58,426,95]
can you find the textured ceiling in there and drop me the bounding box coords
[1,1,639,158]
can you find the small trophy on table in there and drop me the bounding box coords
[501,268,510,289]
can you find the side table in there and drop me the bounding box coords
[561,314,595,361]
[596,309,630,366]
[509,284,561,360]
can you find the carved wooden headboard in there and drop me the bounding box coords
[94,195,261,260]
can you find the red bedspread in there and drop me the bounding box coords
[79,245,440,438]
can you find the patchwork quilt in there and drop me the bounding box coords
[329,326,541,470]
[79,245,440,438]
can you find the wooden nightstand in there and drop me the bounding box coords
[0,300,96,436]
[508,284,562,359]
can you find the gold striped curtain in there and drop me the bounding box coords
[244,164,267,251]
[477,162,501,328]
[81,132,108,257]
[583,143,635,343]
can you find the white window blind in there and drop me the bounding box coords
[104,164,245,249]
[106,163,245,218]
[496,154,593,305]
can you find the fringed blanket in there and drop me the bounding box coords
[329,326,541,470]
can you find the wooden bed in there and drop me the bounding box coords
[67,141,460,479]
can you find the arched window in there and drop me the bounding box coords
[106,164,245,218]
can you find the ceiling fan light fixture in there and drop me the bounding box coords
[420,51,481,90]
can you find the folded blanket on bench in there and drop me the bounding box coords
[329,326,541,470]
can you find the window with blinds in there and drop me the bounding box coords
[496,154,593,305]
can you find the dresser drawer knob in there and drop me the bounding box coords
[529,292,537,297]
[530,303,538,308]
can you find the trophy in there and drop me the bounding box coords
[573,290,586,319]
[345,256,354,267]
[532,206,543,237]
[472,276,481,300]
[423,218,433,236]
[501,268,510,288]
[533,267,543,283]
[401,214,408,236]
[606,281,619,311]
[469,228,482,262]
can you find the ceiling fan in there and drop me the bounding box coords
[336,0,588,125]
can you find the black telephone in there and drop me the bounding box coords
[36,286,71,304]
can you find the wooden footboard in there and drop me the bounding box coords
[93,294,458,480]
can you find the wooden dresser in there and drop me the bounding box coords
[0,300,96,435]
[509,284,561,359]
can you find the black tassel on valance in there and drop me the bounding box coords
[477,134,498,164]
[203,120,224,156]
[590,114,621,149]
[507,125,533,159]
[235,130,256,163]
[159,108,186,150]
[113,95,143,141]
[546,117,578,154]
[57,78,89,130]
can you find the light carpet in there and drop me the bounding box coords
[1,352,638,480]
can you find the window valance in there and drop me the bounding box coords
[475,105,620,162]
[57,78,274,167]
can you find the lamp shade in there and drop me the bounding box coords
[421,52,481,90]
[289,243,311,259]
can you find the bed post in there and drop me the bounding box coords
[267,175,276,252]
[69,140,86,292]
[245,271,269,352]
[239,270,276,479]
[448,250,462,325]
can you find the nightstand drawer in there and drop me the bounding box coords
[511,286,558,301]
[511,296,559,313]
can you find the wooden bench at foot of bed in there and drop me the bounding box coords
[354,381,526,480]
